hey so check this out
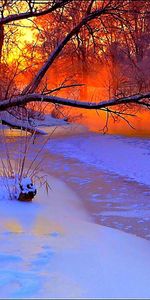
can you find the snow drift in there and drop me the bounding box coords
[0,175,150,298]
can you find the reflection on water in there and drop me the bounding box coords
[1,133,150,241]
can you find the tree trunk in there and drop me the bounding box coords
[0,24,4,62]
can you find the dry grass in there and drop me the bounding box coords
[0,126,57,199]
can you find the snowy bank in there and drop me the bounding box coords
[0,111,88,137]
[0,175,150,298]
[45,132,150,186]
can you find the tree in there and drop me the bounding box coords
[0,0,150,132]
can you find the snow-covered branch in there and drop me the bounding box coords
[0,92,150,112]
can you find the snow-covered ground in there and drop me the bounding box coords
[1,125,150,240]
[45,131,150,186]
[1,175,150,298]
[0,124,150,297]
[34,127,150,240]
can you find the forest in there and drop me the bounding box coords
[0,0,150,132]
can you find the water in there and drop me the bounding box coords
[1,129,150,241]
[40,151,150,241]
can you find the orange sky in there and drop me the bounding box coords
[5,18,150,137]
[7,19,35,63]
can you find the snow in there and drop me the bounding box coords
[0,124,150,297]
[20,177,36,194]
[0,112,87,137]
[0,111,150,186]
[0,111,68,128]
[46,132,150,186]
[0,111,47,135]
[37,114,68,126]
[0,175,150,298]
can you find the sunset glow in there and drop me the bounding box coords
[1,0,149,136]
[1,1,150,298]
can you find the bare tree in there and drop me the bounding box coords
[0,0,150,132]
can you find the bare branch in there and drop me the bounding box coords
[44,83,85,95]
[22,5,110,94]
[0,91,150,112]
[0,0,73,25]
